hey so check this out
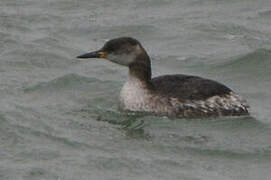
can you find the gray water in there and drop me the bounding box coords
[1,0,271,179]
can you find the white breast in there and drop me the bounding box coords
[119,77,150,111]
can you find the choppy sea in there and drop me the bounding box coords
[1,0,271,179]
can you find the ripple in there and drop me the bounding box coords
[73,105,151,140]
[24,167,58,180]
[24,73,98,93]
[2,47,74,68]
[203,48,271,84]
[258,9,271,18]
[17,149,60,161]
[226,48,271,66]
[219,48,271,77]
[183,146,271,161]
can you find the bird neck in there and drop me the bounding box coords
[128,51,152,84]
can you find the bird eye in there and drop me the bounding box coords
[126,48,132,53]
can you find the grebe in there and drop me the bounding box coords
[77,37,249,118]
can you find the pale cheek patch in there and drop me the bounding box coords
[107,53,135,66]
[135,44,142,54]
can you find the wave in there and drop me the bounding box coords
[258,10,271,18]
[2,47,74,68]
[224,48,271,67]
[215,48,271,80]
[24,73,99,93]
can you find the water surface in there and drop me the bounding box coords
[1,0,271,179]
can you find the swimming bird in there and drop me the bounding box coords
[77,37,249,118]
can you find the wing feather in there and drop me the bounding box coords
[151,74,232,101]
